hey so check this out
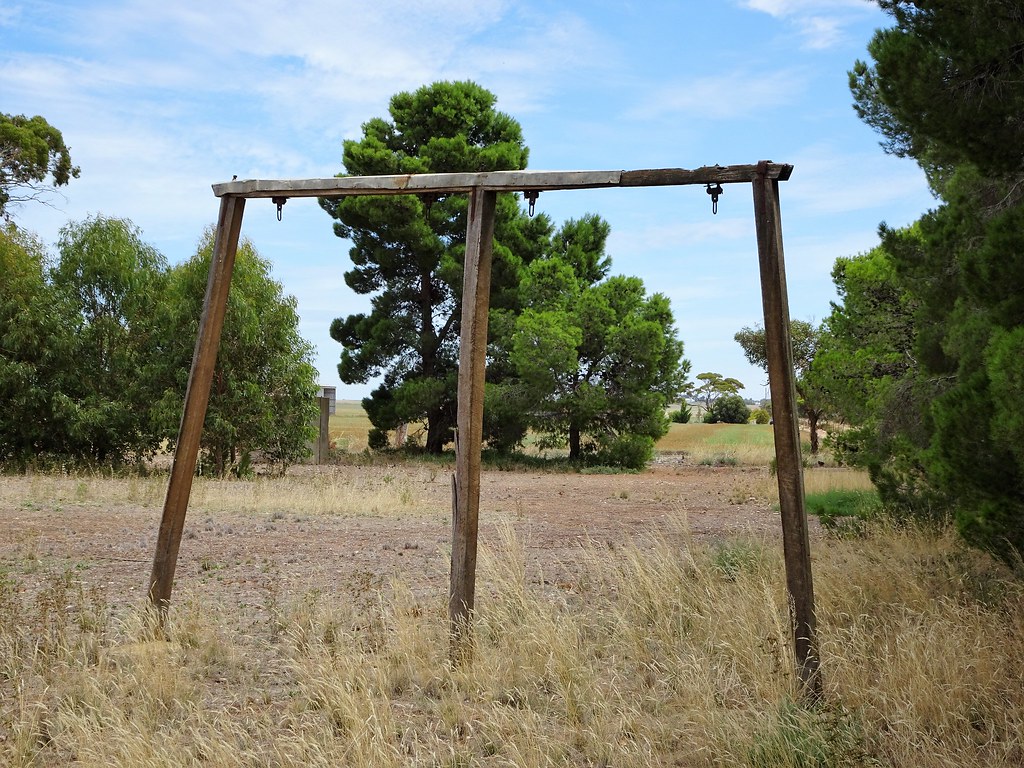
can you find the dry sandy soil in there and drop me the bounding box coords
[1,460,818,616]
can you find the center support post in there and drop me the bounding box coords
[449,187,497,663]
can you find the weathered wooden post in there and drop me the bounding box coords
[148,195,245,618]
[449,187,497,664]
[752,161,822,700]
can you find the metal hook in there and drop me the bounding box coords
[272,196,287,222]
[705,183,723,215]
[421,193,440,221]
[524,190,539,217]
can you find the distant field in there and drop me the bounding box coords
[655,421,774,462]
[330,403,801,468]
[326,400,375,453]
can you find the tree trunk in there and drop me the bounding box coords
[569,425,581,460]
[426,411,447,454]
[808,410,820,454]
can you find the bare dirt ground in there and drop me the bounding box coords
[1,460,818,615]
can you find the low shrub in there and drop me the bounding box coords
[671,404,693,423]
[705,394,751,424]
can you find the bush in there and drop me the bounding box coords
[367,427,391,452]
[706,394,751,424]
[751,408,771,424]
[592,434,654,470]
[670,404,692,423]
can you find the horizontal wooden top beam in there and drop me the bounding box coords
[212,162,792,199]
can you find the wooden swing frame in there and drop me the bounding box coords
[147,161,821,698]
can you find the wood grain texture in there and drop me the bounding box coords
[752,162,821,701]
[212,163,793,198]
[449,188,497,665]
[149,196,245,616]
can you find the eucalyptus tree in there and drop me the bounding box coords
[155,229,318,476]
[50,215,168,463]
[0,113,79,218]
[735,320,828,453]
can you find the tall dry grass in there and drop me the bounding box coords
[2,514,1022,766]
[0,465,446,520]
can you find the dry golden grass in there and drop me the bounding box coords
[2,501,1022,766]
[801,467,874,495]
[0,465,445,520]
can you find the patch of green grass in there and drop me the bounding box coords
[805,488,882,535]
[745,698,868,768]
[711,539,771,581]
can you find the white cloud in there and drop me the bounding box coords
[799,16,845,50]
[784,143,931,217]
[612,216,751,253]
[629,69,806,121]
[738,0,874,49]
[740,0,867,17]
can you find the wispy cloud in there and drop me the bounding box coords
[612,216,752,253]
[785,143,931,217]
[738,0,874,49]
[628,69,807,121]
[4,0,934,392]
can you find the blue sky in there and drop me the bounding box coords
[2,0,934,401]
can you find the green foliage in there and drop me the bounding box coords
[50,216,169,464]
[811,232,936,518]
[366,427,391,453]
[0,113,79,217]
[2,218,171,466]
[693,372,743,411]
[322,80,541,453]
[745,699,867,768]
[751,408,770,425]
[502,216,687,469]
[850,0,1024,182]
[735,320,828,452]
[711,539,769,581]
[705,394,750,425]
[593,433,656,471]
[1,218,318,474]
[156,230,318,475]
[843,3,1024,563]
[324,82,690,467]
[670,403,692,423]
[804,489,882,537]
[0,225,73,465]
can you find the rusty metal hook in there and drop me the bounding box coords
[272,196,287,222]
